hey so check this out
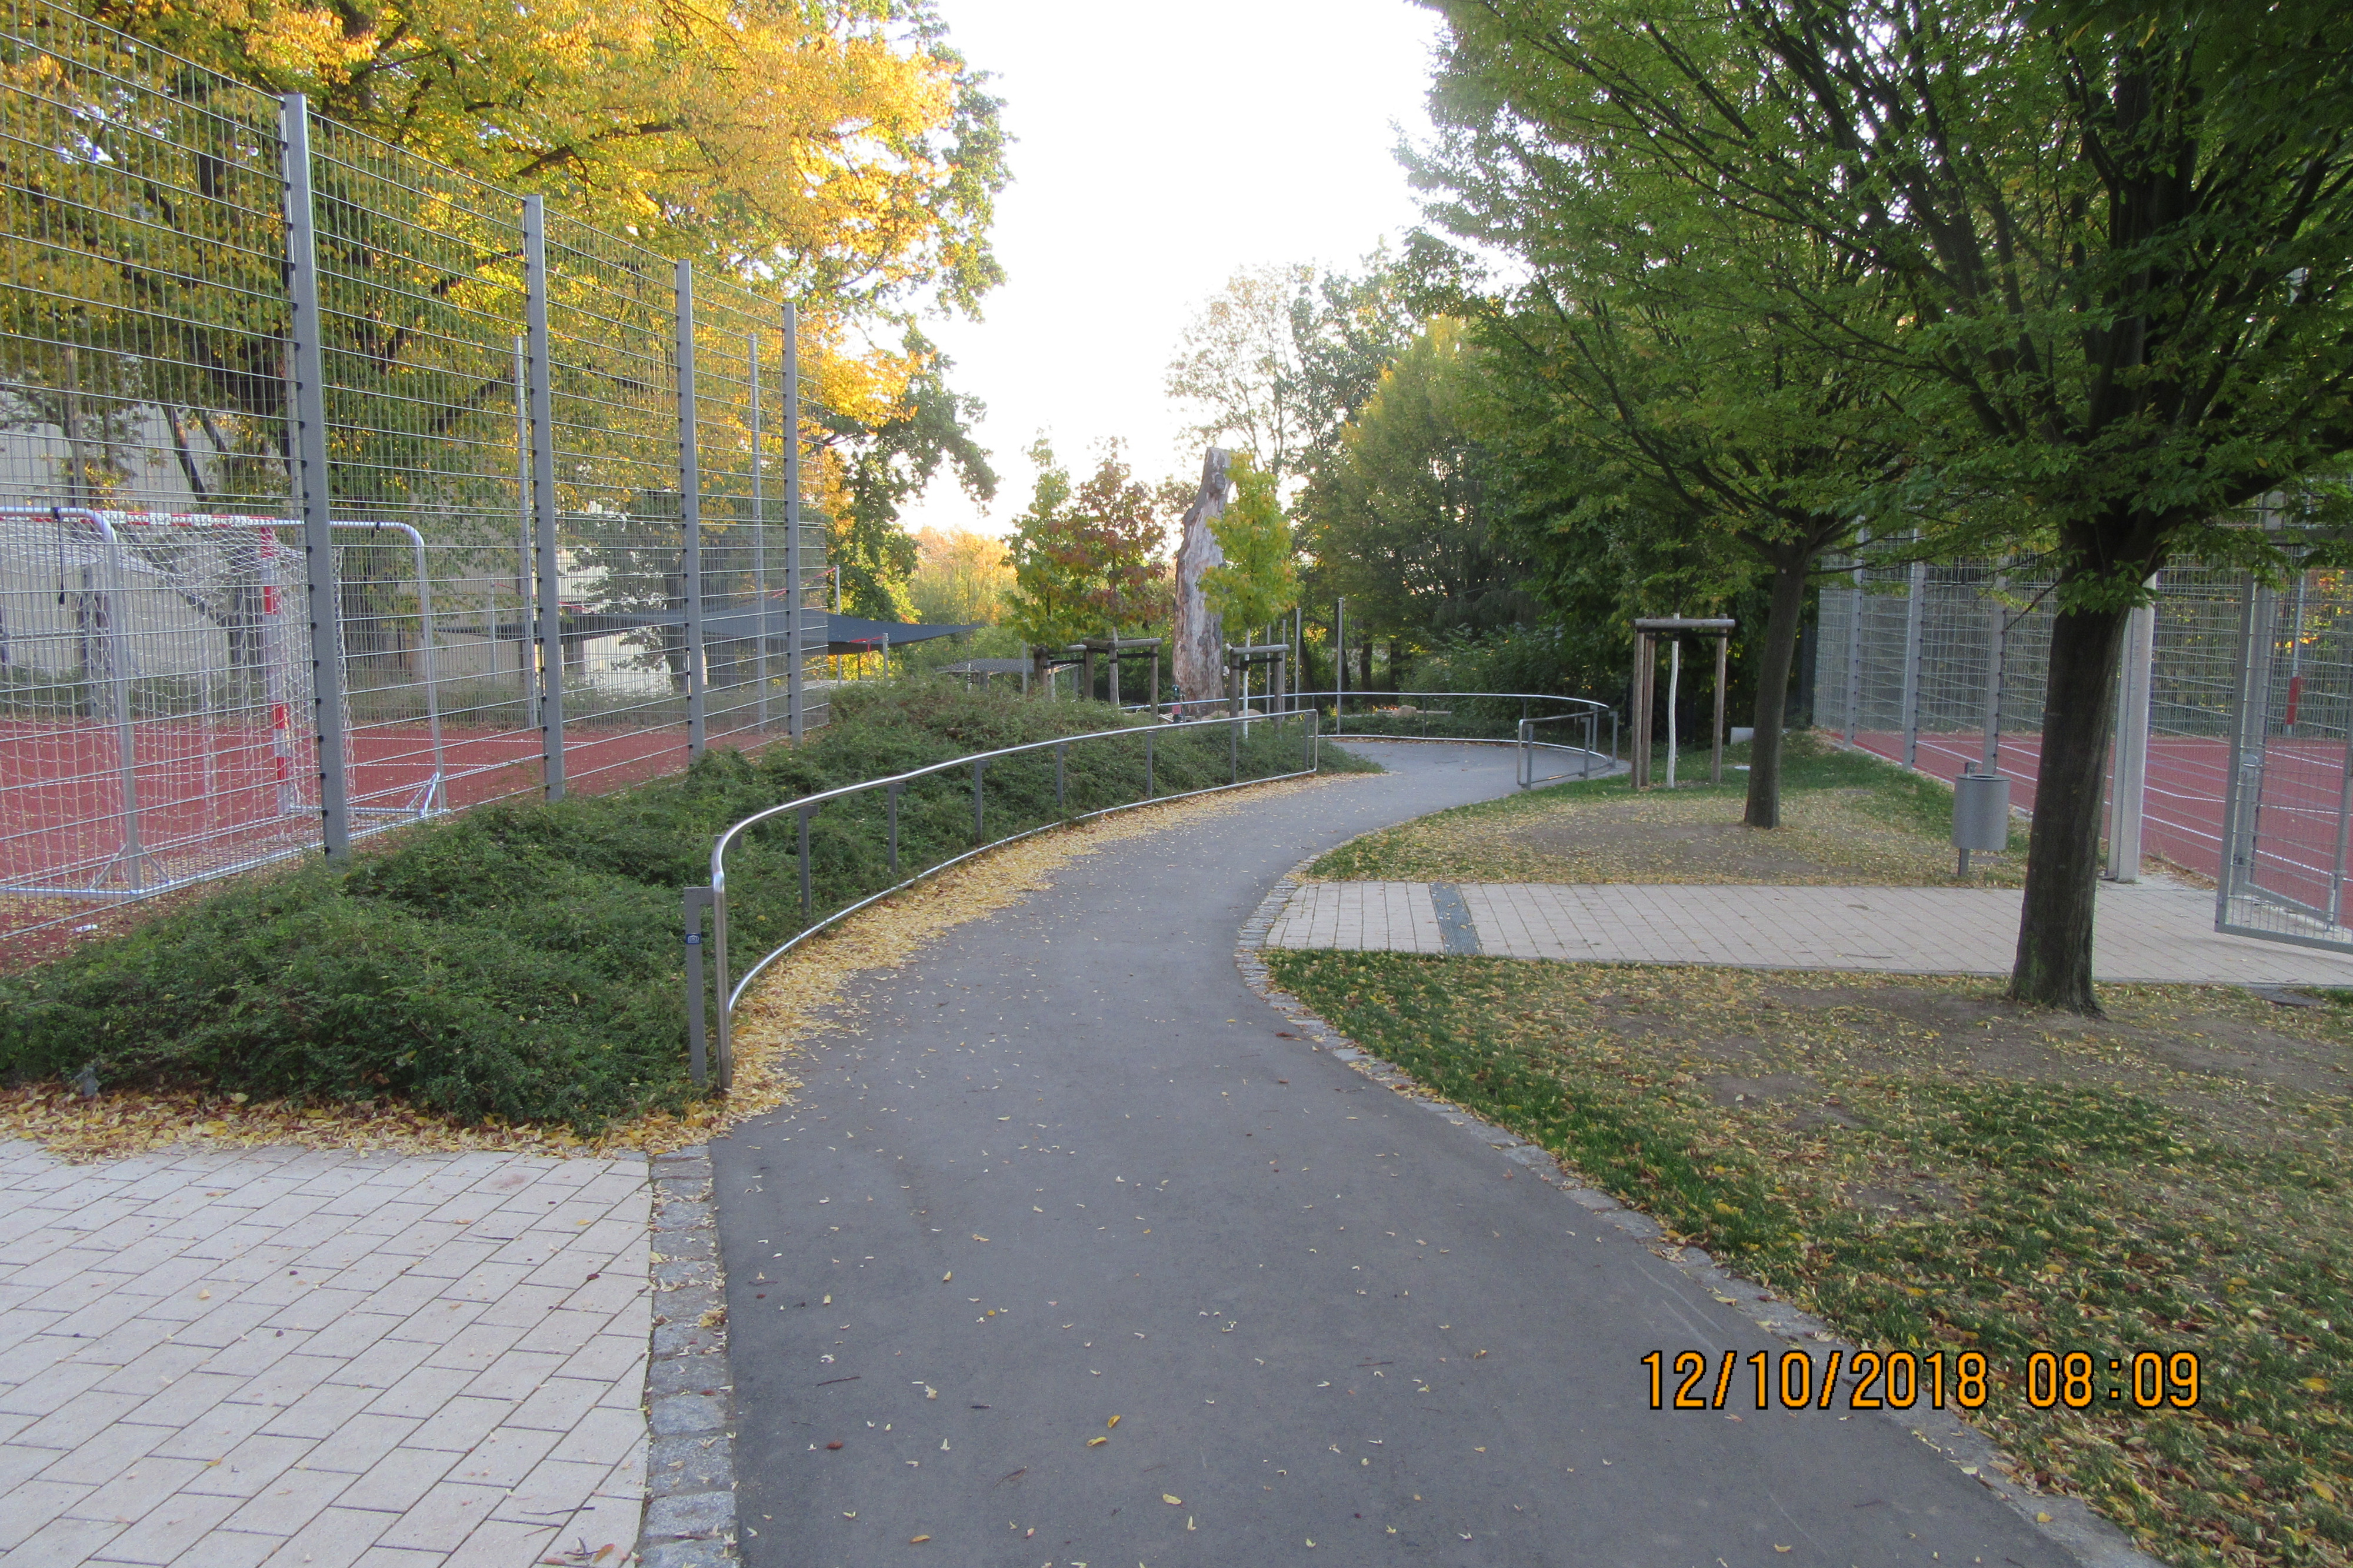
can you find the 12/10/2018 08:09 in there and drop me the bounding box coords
[1644,1349,2203,1412]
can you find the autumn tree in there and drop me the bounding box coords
[909,528,1013,625]
[999,439,1171,689]
[89,0,1008,307]
[1421,0,2353,1011]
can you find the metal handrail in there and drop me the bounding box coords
[695,708,1322,1089]
[1289,689,1617,786]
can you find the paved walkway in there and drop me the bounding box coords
[0,1145,652,1568]
[712,743,2102,1568]
[1265,879,2353,985]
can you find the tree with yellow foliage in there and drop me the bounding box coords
[85,0,1006,311]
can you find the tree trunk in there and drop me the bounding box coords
[1744,548,1811,829]
[2009,600,2132,1014]
[1358,642,1373,694]
[1172,449,1230,704]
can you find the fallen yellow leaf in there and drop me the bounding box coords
[1087,1437,1108,1447]
[1108,1414,1122,1428]
[909,1535,931,1544]
[1162,1494,1182,1506]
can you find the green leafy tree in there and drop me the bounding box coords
[1202,451,1299,633]
[1416,151,1925,823]
[1419,0,2353,1011]
[1299,320,1538,681]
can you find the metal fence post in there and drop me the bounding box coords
[2218,576,2277,925]
[973,758,986,842]
[2108,588,2157,882]
[676,261,706,759]
[749,329,769,729]
[513,333,535,714]
[1981,574,2007,776]
[1145,730,1154,798]
[682,887,714,1087]
[1900,559,1927,768]
[523,195,565,800]
[783,302,805,740]
[887,781,902,874]
[1230,715,1240,784]
[1842,563,1864,750]
[279,95,352,859]
[1055,742,1067,812]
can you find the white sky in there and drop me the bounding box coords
[896,0,1446,539]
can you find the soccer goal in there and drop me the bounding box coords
[0,507,445,902]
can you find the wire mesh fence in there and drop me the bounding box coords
[0,0,831,946]
[1814,551,2282,887]
[2217,572,2353,950]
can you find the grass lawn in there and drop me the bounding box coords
[1309,733,2031,887]
[1259,952,2353,1567]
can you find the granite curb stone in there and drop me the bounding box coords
[636,1149,738,1566]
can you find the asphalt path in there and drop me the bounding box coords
[715,742,2077,1568]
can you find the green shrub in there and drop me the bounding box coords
[1,678,1358,1129]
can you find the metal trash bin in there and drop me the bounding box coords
[1953,769,2012,874]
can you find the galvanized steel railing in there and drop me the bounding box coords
[685,708,1322,1089]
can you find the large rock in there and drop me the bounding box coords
[1172,448,1229,706]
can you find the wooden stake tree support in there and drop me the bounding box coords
[1629,617,1736,789]
[1070,636,1165,715]
[1224,641,1290,718]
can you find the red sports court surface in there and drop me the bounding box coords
[2,718,754,933]
[1852,729,2353,919]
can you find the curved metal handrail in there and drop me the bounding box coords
[1291,689,1617,785]
[696,708,1321,1088]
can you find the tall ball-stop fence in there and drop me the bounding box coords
[0,0,834,945]
[1814,546,2353,953]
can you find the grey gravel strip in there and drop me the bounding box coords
[1238,863,2165,1568]
[637,1147,738,1567]
[1427,880,1482,954]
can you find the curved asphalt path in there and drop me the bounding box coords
[714,743,2076,1568]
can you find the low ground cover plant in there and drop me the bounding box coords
[1265,951,2352,1568]
[1,679,1347,1130]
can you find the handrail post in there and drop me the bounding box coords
[682,886,714,1087]
[1230,713,1239,784]
[973,758,985,842]
[711,876,733,1090]
[1055,741,1067,812]
[1145,730,1154,799]
[887,780,902,874]
[798,803,814,917]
